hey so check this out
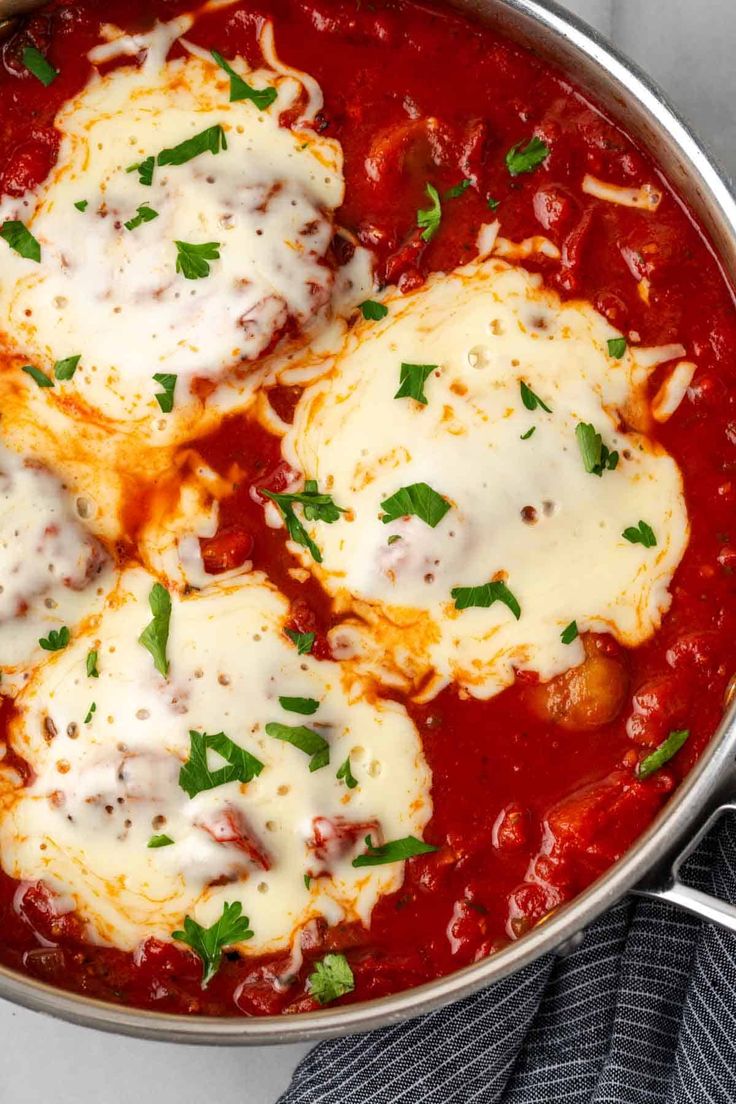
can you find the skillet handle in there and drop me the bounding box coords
[632,793,736,933]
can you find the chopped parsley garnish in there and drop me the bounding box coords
[86,649,99,678]
[138,582,171,677]
[394,362,437,405]
[520,380,552,413]
[174,240,222,280]
[445,179,472,199]
[127,156,155,187]
[380,482,450,529]
[22,45,58,86]
[451,580,521,619]
[308,954,355,1005]
[179,729,264,798]
[54,355,80,381]
[623,520,657,548]
[607,337,627,358]
[172,901,253,988]
[505,136,549,176]
[561,620,579,645]
[148,834,174,848]
[279,695,320,716]
[520,427,536,441]
[124,203,159,232]
[84,702,96,723]
[211,50,277,109]
[387,534,402,545]
[304,874,312,889]
[153,372,177,413]
[74,200,88,212]
[39,626,70,652]
[1,220,41,262]
[285,629,315,655]
[158,124,228,167]
[336,756,358,790]
[265,722,329,772]
[637,729,690,779]
[262,481,345,564]
[352,834,438,867]
[416,183,441,242]
[487,196,500,211]
[22,365,53,388]
[575,422,619,476]
[358,300,388,321]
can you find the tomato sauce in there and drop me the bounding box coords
[1,0,736,1015]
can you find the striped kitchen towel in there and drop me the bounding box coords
[279,815,736,1103]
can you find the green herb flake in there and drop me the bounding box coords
[138,582,172,677]
[637,729,690,779]
[84,702,96,724]
[158,124,228,167]
[153,372,177,413]
[394,362,437,405]
[39,626,70,652]
[416,183,441,242]
[387,534,402,545]
[86,649,99,678]
[54,354,80,381]
[359,300,388,322]
[22,45,58,87]
[172,901,253,988]
[124,203,159,232]
[262,482,345,564]
[520,427,536,441]
[174,240,222,280]
[308,953,355,1005]
[380,482,450,529]
[607,336,627,359]
[622,520,657,548]
[336,756,358,790]
[126,156,155,187]
[285,629,315,655]
[279,695,320,716]
[304,874,312,889]
[506,136,549,177]
[451,580,521,619]
[561,620,579,645]
[148,834,174,848]
[352,834,438,867]
[445,179,472,200]
[1,220,41,262]
[487,196,500,211]
[22,365,53,388]
[265,721,329,772]
[74,200,88,212]
[179,729,264,798]
[520,380,552,413]
[575,422,620,477]
[211,50,277,109]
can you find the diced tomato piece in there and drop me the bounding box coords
[199,526,254,575]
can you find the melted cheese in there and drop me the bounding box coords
[282,258,690,700]
[0,568,430,955]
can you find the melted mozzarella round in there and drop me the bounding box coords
[282,259,689,700]
[0,568,430,955]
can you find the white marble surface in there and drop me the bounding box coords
[1,2,734,1102]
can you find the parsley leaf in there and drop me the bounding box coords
[607,337,627,358]
[174,240,222,280]
[575,422,620,477]
[39,626,70,652]
[1,220,41,262]
[505,136,549,176]
[279,695,320,715]
[138,582,171,677]
[262,482,345,564]
[124,203,158,232]
[84,702,96,723]
[308,953,355,1005]
[487,196,500,210]
[445,179,472,199]
[148,834,174,848]
[265,722,329,771]
[22,45,57,86]
[380,482,450,528]
[211,50,277,109]
[127,156,155,187]
[153,373,177,413]
[158,125,227,167]
[172,901,253,988]
[394,362,437,405]
[54,355,80,380]
[623,520,657,548]
[359,300,388,321]
[637,729,689,779]
[74,200,88,212]
[86,649,99,678]
[416,183,441,242]
[520,427,536,441]
[179,729,264,798]
[22,365,53,388]
[520,380,552,413]
[561,620,579,645]
[336,756,358,789]
[285,628,315,654]
[352,834,438,867]
[451,581,521,619]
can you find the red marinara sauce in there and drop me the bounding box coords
[1,0,736,1016]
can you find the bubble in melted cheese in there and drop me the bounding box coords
[282,259,690,700]
[0,568,431,956]
[0,26,344,425]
